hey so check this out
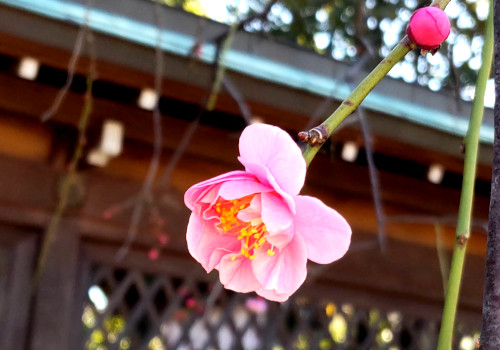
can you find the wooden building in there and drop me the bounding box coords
[0,0,493,349]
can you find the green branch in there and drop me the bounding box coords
[436,0,494,348]
[302,39,413,166]
[302,0,451,167]
[300,0,488,346]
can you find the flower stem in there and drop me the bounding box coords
[302,0,451,167]
[436,0,494,348]
[302,40,413,166]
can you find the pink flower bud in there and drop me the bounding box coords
[185,298,196,308]
[148,248,159,261]
[406,7,450,50]
[157,233,169,246]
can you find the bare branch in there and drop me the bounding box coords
[33,30,97,290]
[115,0,165,262]
[40,0,93,122]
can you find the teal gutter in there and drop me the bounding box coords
[1,0,494,144]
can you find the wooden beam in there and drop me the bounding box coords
[0,111,51,161]
[332,128,492,182]
[0,31,308,130]
[0,75,490,218]
[0,31,493,176]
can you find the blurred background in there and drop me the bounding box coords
[0,0,493,349]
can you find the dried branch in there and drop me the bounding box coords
[40,0,92,122]
[114,0,165,262]
[206,22,238,111]
[358,108,387,251]
[155,21,240,189]
[33,30,96,290]
[113,7,240,261]
[155,113,201,189]
[210,0,280,44]
[222,76,252,124]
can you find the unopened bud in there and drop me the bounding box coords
[406,7,450,50]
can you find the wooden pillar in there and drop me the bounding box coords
[30,221,81,350]
[0,228,37,350]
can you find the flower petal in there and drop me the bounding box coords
[186,214,240,272]
[218,178,270,200]
[184,171,253,210]
[237,195,262,222]
[255,288,291,302]
[252,234,307,296]
[238,124,306,195]
[186,213,203,261]
[239,161,296,214]
[219,255,261,293]
[294,195,351,264]
[261,192,294,247]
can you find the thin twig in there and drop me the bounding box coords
[206,22,238,111]
[40,0,92,122]
[301,38,414,165]
[155,24,241,189]
[344,37,388,252]
[208,0,279,44]
[222,76,252,124]
[304,51,371,131]
[325,43,388,251]
[115,0,164,262]
[155,113,201,189]
[300,0,452,165]
[33,30,96,291]
[358,108,387,251]
[114,8,241,259]
[155,23,240,189]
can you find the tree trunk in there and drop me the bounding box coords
[480,0,500,347]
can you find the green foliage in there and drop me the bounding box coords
[165,0,489,96]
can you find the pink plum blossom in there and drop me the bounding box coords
[245,297,268,314]
[406,7,450,50]
[148,248,159,261]
[184,123,351,302]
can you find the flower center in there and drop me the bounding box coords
[215,195,275,260]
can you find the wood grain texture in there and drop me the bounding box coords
[480,0,500,346]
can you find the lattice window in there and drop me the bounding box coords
[81,262,480,350]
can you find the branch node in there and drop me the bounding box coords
[298,125,329,146]
[457,234,469,247]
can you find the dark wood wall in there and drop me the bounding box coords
[0,19,491,349]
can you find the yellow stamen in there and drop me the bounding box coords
[214,195,272,261]
[267,246,275,256]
